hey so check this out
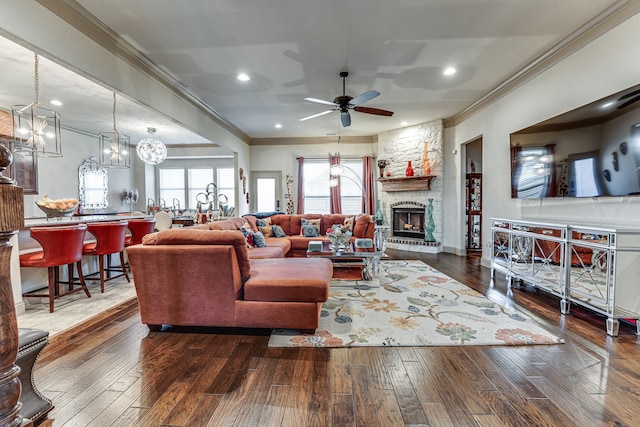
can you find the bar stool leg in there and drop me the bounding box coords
[119,251,130,282]
[47,267,56,313]
[67,263,74,293]
[98,255,106,293]
[76,260,91,298]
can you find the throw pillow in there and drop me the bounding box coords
[302,224,319,238]
[343,216,355,232]
[253,231,266,247]
[272,225,287,238]
[245,230,255,247]
[256,218,272,227]
[239,223,253,236]
[259,225,274,237]
[300,218,320,236]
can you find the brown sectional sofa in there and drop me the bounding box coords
[127,213,374,332]
[195,213,375,257]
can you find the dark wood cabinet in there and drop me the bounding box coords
[465,173,482,251]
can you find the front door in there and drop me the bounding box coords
[251,171,282,213]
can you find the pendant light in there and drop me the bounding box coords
[99,93,130,168]
[136,127,167,165]
[12,53,62,157]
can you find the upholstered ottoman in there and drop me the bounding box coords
[239,258,333,331]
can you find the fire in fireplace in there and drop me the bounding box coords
[391,204,425,239]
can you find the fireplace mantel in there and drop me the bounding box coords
[378,175,436,192]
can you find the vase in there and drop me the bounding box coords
[425,198,436,242]
[375,200,386,225]
[405,161,414,177]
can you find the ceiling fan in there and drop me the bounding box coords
[300,71,393,127]
[616,89,640,110]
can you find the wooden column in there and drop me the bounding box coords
[0,144,25,427]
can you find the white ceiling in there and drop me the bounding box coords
[0,0,626,145]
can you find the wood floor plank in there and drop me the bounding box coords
[382,347,430,425]
[331,393,355,426]
[306,349,331,427]
[280,349,314,427]
[350,366,382,427]
[258,385,289,427]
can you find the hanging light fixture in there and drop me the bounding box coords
[99,93,130,168]
[12,53,62,157]
[136,127,167,165]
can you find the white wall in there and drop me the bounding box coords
[451,12,640,264]
[23,127,133,218]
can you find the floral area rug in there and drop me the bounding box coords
[268,260,564,347]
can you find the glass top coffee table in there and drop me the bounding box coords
[306,240,383,284]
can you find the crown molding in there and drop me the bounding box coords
[250,136,375,146]
[36,0,250,144]
[448,0,640,127]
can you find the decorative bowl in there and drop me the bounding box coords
[36,202,78,218]
[327,230,352,251]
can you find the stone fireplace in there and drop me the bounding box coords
[376,119,443,253]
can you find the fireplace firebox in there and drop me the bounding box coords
[391,204,425,239]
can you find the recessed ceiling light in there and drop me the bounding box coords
[443,67,457,76]
[401,121,408,126]
[237,73,250,82]
[275,123,282,129]
[50,99,63,106]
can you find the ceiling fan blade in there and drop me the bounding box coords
[341,111,351,127]
[618,89,640,101]
[304,97,337,106]
[299,109,334,122]
[349,90,380,106]
[617,94,640,110]
[354,106,394,117]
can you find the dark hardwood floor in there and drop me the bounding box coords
[33,251,639,426]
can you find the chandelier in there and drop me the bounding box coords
[12,53,62,157]
[99,93,130,168]
[136,127,167,165]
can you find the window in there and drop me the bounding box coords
[188,168,214,208]
[302,158,363,214]
[158,166,234,210]
[159,169,186,209]
[303,160,330,213]
[217,167,235,208]
[338,159,364,215]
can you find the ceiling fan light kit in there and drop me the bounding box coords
[300,71,394,127]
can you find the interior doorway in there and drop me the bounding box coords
[251,171,282,213]
[464,137,483,257]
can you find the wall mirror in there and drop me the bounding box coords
[79,157,109,209]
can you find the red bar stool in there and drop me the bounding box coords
[124,218,156,247]
[20,224,91,313]
[83,221,130,293]
[124,218,156,271]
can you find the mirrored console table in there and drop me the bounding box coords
[491,217,640,336]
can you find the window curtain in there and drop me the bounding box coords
[296,157,304,214]
[362,156,374,215]
[329,154,342,214]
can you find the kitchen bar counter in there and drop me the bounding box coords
[24,213,150,228]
